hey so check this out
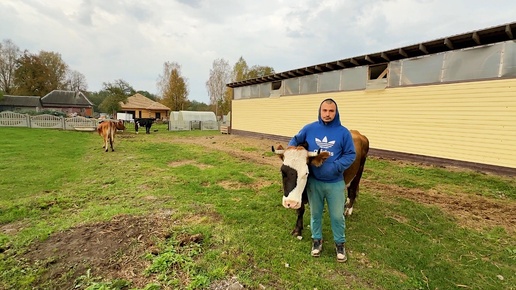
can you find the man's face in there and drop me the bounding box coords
[320,102,337,123]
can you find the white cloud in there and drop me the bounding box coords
[1,0,515,104]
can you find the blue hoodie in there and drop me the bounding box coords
[288,98,356,183]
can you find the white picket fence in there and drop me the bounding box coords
[0,111,98,130]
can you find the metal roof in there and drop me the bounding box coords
[227,21,516,88]
[0,95,42,107]
[40,90,94,107]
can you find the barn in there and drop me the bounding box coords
[226,22,516,175]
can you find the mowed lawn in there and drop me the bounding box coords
[0,126,515,290]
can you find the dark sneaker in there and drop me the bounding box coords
[311,239,323,257]
[335,243,347,262]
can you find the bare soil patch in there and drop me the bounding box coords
[22,213,175,289]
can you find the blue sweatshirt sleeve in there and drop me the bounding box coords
[288,127,307,146]
[333,130,356,173]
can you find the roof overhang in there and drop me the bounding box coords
[227,22,516,88]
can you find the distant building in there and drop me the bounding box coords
[0,95,43,112]
[0,90,94,117]
[119,93,171,120]
[40,90,94,117]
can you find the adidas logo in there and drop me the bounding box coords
[315,136,335,149]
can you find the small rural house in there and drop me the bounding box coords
[0,90,94,117]
[119,93,170,120]
[226,22,516,175]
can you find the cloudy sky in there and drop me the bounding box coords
[1,0,515,104]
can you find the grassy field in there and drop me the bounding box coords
[0,125,515,290]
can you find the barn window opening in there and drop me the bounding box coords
[369,64,388,80]
[271,81,282,90]
[366,64,388,90]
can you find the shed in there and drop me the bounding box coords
[0,95,43,112]
[226,22,516,175]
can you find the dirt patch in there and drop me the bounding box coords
[21,213,175,289]
[363,180,516,234]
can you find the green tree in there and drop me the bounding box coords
[232,56,249,82]
[98,79,135,116]
[157,62,189,111]
[87,90,110,115]
[184,100,210,111]
[136,90,157,101]
[247,65,275,79]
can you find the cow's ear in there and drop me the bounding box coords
[309,151,330,167]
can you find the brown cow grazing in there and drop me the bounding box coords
[272,129,369,239]
[97,120,125,152]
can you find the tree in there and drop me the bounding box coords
[13,50,69,96]
[232,56,249,82]
[98,79,135,116]
[39,51,68,91]
[66,70,88,92]
[13,51,49,96]
[0,39,21,94]
[87,90,110,114]
[184,100,210,111]
[157,62,189,111]
[136,90,157,101]
[247,65,275,79]
[206,58,231,116]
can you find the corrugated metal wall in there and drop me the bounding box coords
[231,78,516,169]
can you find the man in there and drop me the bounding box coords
[288,98,356,262]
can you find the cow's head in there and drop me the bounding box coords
[272,144,330,209]
[116,120,126,130]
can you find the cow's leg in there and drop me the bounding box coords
[109,136,114,151]
[146,125,151,134]
[345,159,366,216]
[104,136,109,152]
[109,130,115,152]
[292,202,305,240]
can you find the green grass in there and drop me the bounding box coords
[0,126,515,290]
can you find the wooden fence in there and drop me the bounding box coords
[0,111,98,130]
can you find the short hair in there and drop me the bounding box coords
[322,98,336,106]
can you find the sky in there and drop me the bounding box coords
[1,0,515,104]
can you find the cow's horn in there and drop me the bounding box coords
[272,145,285,154]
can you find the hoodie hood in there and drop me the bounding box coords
[318,98,342,127]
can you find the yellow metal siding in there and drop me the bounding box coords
[231,79,516,168]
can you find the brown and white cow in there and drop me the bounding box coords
[272,129,369,239]
[97,119,125,152]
